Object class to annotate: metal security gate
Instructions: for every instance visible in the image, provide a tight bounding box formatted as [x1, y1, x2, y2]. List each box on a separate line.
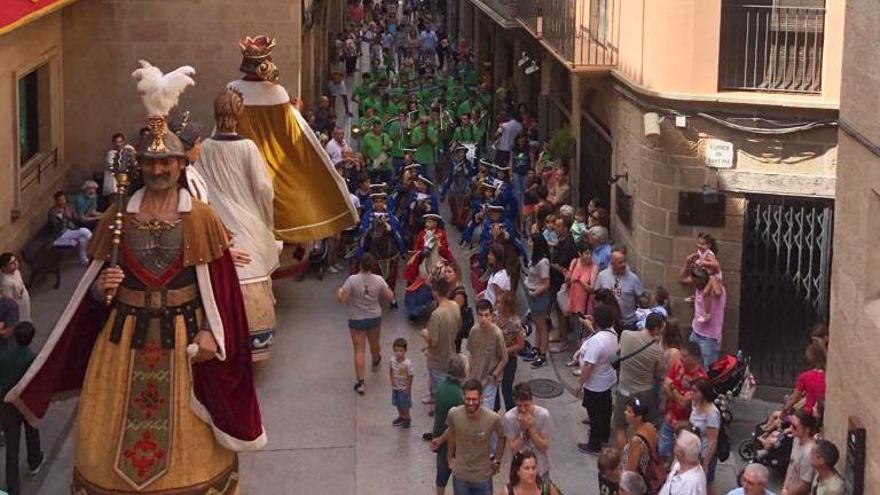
[739, 195, 833, 387]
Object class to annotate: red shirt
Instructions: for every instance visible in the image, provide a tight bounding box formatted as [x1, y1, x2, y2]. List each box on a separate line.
[795, 369, 825, 414]
[665, 361, 707, 424]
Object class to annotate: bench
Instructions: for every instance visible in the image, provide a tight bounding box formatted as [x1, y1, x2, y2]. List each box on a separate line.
[20, 225, 75, 290]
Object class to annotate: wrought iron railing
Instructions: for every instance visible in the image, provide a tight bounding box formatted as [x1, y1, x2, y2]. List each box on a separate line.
[20, 148, 58, 193]
[719, 3, 825, 94]
[515, 0, 618, 68]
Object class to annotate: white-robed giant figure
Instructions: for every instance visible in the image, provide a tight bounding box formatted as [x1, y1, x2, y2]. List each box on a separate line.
[193, 89, 281, 361]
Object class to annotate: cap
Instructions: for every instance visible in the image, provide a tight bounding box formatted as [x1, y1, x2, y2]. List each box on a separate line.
[370, 192, 388, 200]
[404, 163, 421, 171]
[479, 159, 493, 167]
[480, 181, 497, 190]
[423, 213, 442, 222]
[369, 182, 388, 191]
[488, 205, 504, 212]
[416, 175, 434, 187]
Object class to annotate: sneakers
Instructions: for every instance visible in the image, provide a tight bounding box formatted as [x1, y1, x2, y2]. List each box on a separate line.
[422, 432, 434, 441]
[353, 380, 365, 395]
[577, 442, 601, 454]
[371, 356, 382, 372]
[572, 369, 582, 377]
[421, 395, 435, 405]
[531, 356, 547, 368]
[392, 417, 410, 428]
[519, 348, 538, 362]
[390, 300, 399, 309]
[327, 265, 340, 274]
[27, 453, 45, 476]
[566, 358, 579, 367]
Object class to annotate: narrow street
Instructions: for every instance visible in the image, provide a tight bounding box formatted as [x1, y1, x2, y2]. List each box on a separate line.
[10, 202, 777, 495]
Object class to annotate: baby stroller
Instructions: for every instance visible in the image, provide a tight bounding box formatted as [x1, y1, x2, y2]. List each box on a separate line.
[706, 353, 753, 463]
[738, 415, 794, 472]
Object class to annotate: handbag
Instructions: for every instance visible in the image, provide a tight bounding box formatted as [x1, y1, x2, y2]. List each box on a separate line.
[556, 283, 570, 315]
[635, 433, 667, 494]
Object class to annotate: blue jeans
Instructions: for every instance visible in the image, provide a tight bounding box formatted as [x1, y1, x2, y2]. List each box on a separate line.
[659, 420, 676, 457]
[690, 331, 720, 368]
[429, 368, 446, 398]
[512, 173, 527, 211]
[436, 445, 452, 487]
[481, 383, 498, 411]
[452, 477, 493, 495]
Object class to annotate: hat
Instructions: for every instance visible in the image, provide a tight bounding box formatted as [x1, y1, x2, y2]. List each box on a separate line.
[416, 175, 434, 187]
[131, 60, 195, 160]
[490, 163, 511, 172]
[81, 180, 99, 191]
[402, 148, 418, 154]
[488, 205, 504, 213]
[404, 163, 421, 171]
[479, 159, 493, 167]
[423, 213, 442, 222]
[370, 192, 388, 200]
[369, 182, 388, 191]
[480, 181, 497, 190]
[170, 111, 204, 151]
[587, 225, 610, 244]
[453, 144, 468, 152]
[239, 35, 279, 82]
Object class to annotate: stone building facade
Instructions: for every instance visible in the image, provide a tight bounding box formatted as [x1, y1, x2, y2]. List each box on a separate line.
[825, 0, 880, 487]
[462, 0, 844, 389]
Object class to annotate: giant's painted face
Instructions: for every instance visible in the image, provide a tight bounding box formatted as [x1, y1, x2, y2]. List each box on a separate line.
[141, 156, 183, 192]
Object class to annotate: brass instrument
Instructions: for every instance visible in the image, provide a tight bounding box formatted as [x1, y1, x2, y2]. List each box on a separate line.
[106, 144, 137, 305]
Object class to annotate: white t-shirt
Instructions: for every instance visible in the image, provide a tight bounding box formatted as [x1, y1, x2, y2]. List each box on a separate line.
[578, 328, 618, 392]
[485, 269, 511, 306]
[659, 461, 708, 495]
[497, 119, 523, 152]
[325, 139, 345, 166]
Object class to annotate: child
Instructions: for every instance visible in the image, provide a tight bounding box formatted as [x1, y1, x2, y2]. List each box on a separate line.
[597, 447, 621, 495]
[686, 233, 723, 323]
[635, 286, 670, 330]
[0, 253, 30, 323]
[542, 213, 558, 248]
[570, 207, 588, 244]
[1, 320, 44, 495]
[389, 337, 413, 428]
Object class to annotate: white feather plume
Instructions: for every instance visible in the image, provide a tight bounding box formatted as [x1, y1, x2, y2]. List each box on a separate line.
[131, 60, 196, 117]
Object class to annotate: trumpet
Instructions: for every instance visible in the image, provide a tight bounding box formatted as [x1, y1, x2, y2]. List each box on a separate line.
[351, 124, 364, 139]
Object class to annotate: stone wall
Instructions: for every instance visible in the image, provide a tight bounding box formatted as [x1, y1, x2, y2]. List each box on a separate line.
[824, 0, 880, 487]
[607, 91, 837, 353]
[61, 0, 303, 186]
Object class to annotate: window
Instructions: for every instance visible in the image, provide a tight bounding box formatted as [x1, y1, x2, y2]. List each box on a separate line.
[17, 63, 51, 166]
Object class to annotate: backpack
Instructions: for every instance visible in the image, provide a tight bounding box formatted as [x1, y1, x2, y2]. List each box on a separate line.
[635, 434, 668, 495]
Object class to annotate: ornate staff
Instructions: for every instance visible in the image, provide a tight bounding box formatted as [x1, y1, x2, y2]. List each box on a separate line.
[105, 144, 137, 305]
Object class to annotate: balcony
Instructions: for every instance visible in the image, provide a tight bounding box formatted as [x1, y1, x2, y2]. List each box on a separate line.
[471, 0, 518, 29]
[514, 0, 618, 70]
[719, 1, 825, 94]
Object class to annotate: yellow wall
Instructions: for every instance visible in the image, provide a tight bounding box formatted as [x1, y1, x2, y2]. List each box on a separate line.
[0, 12, 68, 253]
[613, 0, 842, 107]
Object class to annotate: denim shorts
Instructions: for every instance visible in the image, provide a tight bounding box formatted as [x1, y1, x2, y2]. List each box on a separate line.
[349, 317, 381, 330]
[528, 293, 551, 315]
[689, 331, 721, 368]
[659, 420, 676, 457]
[392, 389, 412, 409]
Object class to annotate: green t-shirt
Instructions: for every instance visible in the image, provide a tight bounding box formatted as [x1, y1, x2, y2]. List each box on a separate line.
[0, 338, 35, 397]
[456, 100, 473, 118]
[361, 132, 392, 165]
[386, 120, 406, 158]
[452, 125, 478, 144]
[409, 124, 438, 165]
[432, 378, 463, 436]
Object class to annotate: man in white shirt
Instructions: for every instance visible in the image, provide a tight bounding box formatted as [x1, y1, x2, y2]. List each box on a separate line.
[325, 127, 347, 166]
[503, 382, 553, 488]
[660, 430, 707, 495]
[576, 303, 618, 454]
[494, 112, 523, 167]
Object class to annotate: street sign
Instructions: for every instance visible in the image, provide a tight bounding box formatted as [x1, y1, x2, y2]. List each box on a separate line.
[705, 139, 735, 168]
